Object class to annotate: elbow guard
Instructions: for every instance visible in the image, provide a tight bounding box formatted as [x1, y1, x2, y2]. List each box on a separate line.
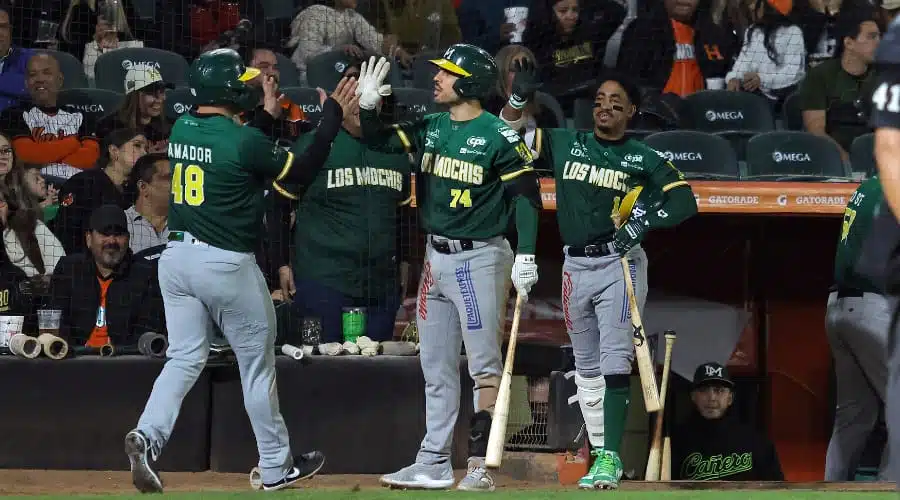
[503, 171, 542, 209]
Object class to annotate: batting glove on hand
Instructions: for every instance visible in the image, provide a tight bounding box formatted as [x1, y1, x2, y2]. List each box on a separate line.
[508, 58, 541, 110]
[511, 254, 538, 302]
[357, 55, 391, 110]
[614, 217, 649, 254]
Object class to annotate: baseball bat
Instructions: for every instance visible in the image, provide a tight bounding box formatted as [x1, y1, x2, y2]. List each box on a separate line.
[485, 294, 524, 469]
[645, 330, 676, 480]
[621, 257, 661, 413]
[661, 434, 672, 480]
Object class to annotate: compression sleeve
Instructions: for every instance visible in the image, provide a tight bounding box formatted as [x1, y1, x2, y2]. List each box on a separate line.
[514, 196, 539, 254]
[278, 97, 343, 185]
[643, 184, 698, 229]
[359, 108, 426, 154]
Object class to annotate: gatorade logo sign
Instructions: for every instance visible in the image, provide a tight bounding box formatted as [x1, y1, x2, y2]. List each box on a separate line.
[707, 195, 759, 205]
[705, 110, 744, 121]
[795, 196, 846, 205]
[772, 151, 812, 162]
[663, 151, 703, 161]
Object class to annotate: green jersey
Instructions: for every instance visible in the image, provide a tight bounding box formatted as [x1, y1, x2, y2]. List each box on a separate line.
[531, 128, 690, 247]
[834, 176, 883, 292]
[167, 113, 293, 253]
[361, 110, 535, 240]
[288, 130, 412, 299]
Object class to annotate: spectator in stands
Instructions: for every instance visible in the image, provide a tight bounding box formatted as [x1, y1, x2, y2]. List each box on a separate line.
[0, 231, 30, 315]
[124, 153, 169, 255]
[54, 128, 146, 254]
[0, 52, 100, 180]
[522, 0, 612, 115]
[59, 0, 140, 63]
[0, 181, 64, 280]
[0, 2, 32, 113]
[287, 0, 412, 84]
[799, 8, 879, 162]
[96, 65, 172, 153]
[879, 0, 900, 24]
[159, 0, 268, 61]
[0, 131, 14, 183]
[456, 0, 532, 56]
[48, 204, 164, 348]
[790, 0, 870, 68]
[671, 362, 785, 481]
[618, 0, 739, 95]
[725, 0, 806, 108]
[81, 4, 144, 85]
[12, 163, 60, 224]
[376, 0, 462, 54]
[237, 42, 312, 145]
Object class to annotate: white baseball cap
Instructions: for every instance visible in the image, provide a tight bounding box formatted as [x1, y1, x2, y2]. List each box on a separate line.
[124, 65, 173, 94]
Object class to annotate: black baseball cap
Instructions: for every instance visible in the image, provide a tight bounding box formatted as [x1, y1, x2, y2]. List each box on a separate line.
[692, 362, 734, 389]
[89, 205, 128, 235]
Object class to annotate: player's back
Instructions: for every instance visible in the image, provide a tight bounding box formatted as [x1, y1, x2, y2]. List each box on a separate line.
[835, 176, 883, 292]
[166, 112, 269, 254]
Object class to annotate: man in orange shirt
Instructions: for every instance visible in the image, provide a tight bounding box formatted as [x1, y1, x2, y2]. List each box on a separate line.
[48, 205, 165, 349]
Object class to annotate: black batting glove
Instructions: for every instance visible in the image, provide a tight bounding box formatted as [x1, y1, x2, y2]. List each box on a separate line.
[508, 58, 541, 110]
[614, 216, 649, 255]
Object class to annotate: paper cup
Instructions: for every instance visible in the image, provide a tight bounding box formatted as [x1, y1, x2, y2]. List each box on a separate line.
[504, 7, 529, 43]
[37, 309, 62, 332]
[0, 316, 25, 348]
[706, 78, 725, 90]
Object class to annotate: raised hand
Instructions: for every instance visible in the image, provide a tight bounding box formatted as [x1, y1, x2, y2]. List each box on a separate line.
[329, 76, 359, 117]
[262, 74, 284, 119]
[357, 56, 391, 110]
[509, 58, 541, 109]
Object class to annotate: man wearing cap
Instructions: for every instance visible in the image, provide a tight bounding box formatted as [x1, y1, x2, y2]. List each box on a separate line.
[670, 362, 784, 481]
[97, 64, 174, 153]
[0, 51, 99, 180]
[47, 204, 165, 349]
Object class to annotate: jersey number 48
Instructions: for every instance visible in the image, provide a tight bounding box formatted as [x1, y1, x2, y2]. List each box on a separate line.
[172, 163, 206, 206]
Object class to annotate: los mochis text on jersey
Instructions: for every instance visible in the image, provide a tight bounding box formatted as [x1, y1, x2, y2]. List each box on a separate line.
[562, 161, 631, 192]
[420, 152, 485, 185]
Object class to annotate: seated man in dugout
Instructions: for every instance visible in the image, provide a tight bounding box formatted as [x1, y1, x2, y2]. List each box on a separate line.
[670, 362, 784, 481]
[47, 205, 165, 351]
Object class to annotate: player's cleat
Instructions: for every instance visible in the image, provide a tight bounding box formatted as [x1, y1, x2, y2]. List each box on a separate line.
[578, 449, 623, 490]
[262, 451, 326, 491]
[380, 461, 455, 489]
[124, 429, 163, 494]
[456, 457, 495, 491]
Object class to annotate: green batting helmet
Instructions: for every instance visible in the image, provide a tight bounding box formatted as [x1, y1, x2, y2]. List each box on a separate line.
[429, 44, 497, 100]
[188, 48, 261, 111]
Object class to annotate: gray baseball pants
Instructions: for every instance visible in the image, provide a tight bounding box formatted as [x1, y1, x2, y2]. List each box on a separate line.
[414, 235, 513, 465]
[136, 238, 294, 484]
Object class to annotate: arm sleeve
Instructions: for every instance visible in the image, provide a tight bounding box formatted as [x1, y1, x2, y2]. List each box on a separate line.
[360, 108, 427, 154]
[496, 129, 541, 254]
[245, 108, 278, 139]
[870, 66, 900, 129]
[641, 156, 698, 229]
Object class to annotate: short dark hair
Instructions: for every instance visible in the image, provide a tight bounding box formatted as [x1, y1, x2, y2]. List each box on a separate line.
[127, 152, 168, 202]
[834, 7, 879, 58]
[239, 41, 279, 68]
[595, 72, 642, 110]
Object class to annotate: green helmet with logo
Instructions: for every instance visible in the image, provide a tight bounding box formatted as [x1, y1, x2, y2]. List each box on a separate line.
[429, 44, 497, 100]
[188, 48, 260, 110]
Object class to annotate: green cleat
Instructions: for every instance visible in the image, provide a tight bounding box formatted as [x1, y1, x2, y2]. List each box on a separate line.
[578, 449, 623, 490]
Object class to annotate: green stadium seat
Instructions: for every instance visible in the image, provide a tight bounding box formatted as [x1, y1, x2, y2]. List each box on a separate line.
[41, 50, 88, 89]
[94, 48, 189, 93]
[782, 92, 804, 131]
[850, 132, 876, 177]
[745, 131, 851, 180]
[164, 87, 196, 121]
[681, 90, 776, 132]
[57, 88, 123, 122]
[275, 52, 300, 88]
[281, 87, 324, 123]
[306, 50, 357, 91]
[644, 130, 741, 179]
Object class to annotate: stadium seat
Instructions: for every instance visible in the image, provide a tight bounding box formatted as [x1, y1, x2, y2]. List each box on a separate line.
[391, 88, 439, 120]
[644, 130, 741, 179]
[164, 87, 196, 121]
[850, 132, 876, 177]
[281, 87, 324, 123]
[745, 130, 851, 180]
[411, 50, 443, 91]
[94, 48, 189, 93]
[681, 90, 775, 132]
[535, 92, 566, 129]
[57, 88, 124, 122]
[275, 52, 300, 87]
[42, 50, 88, 89]
[782, 92, 804, 131]
[306, 50, 356, 91]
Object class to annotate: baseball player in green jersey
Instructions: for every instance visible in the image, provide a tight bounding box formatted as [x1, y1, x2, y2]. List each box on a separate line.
[825, 176, 893, 480]
[124, 48, 358, 493]
[355, 47, 542, 491]
[502, 74, 698, 489]
[272, 93, 412, 349]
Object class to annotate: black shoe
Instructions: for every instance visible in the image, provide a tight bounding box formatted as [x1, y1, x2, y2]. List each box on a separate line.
[262, 451, 325, 491]
[125, 430, 163, 494]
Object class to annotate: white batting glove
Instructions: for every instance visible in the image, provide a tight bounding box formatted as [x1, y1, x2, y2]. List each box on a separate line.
[357, 55, 391, 110]
[511, 254, 538, 302]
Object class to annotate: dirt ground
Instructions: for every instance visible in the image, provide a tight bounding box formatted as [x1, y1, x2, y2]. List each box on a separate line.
[0, 470, 895, 496]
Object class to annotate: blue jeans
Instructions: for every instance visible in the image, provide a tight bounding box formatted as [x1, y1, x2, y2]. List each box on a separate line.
[292, 278, 401, 343]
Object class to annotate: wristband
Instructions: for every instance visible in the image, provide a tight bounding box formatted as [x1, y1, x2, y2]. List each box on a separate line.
[508, 93, 528, 110]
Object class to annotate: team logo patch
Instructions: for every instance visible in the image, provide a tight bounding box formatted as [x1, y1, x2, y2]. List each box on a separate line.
[61, 193, 74, 207]
[455, 262, 482, 331]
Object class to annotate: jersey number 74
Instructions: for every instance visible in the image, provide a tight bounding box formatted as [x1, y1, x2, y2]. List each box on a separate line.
[172, 162, 206, 206]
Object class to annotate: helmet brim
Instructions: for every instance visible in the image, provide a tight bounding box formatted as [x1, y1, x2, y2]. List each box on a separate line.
[429, 58, 471, 77]
[238, 67, 262, 82]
